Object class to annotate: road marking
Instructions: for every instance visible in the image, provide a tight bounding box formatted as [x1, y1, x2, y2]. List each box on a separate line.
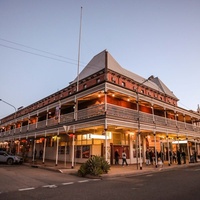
[194, 169, 200, 171]
[42, 185, 57, 188]
[91, 179, 101, 181]
[62, 182, 74, 185]
[18, 187, 35, 191]
[78, 180, 89, 183]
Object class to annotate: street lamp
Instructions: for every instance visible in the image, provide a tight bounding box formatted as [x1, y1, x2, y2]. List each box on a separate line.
[0, 99, 17, 153]
[136, 75, 154, 170]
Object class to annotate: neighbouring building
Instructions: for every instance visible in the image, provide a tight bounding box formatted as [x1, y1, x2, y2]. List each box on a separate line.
[1, 50, 200, 167]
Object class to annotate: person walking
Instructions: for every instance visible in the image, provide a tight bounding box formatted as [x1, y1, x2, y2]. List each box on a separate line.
[114, 149, 120, 165]
[122, 150, 128, 166]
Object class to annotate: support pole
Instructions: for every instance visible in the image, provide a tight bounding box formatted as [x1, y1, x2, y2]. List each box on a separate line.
[167, 135, 171, 166]
[154, 132, 157, 168]
[43, 138, 46, 164]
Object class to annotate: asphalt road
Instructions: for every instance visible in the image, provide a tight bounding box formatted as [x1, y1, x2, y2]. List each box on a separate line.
[1, 164, 200, 200]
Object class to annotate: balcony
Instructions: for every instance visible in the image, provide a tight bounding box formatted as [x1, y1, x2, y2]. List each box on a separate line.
[0, 103, 199, 138]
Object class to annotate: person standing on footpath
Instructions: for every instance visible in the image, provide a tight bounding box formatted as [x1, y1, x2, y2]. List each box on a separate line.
[114, 149, 120, 165]
[177, 149, 181, 165]
[146, 149, 150, 165]
[122, 150, 128, 166]
[182, 151, 186, 164]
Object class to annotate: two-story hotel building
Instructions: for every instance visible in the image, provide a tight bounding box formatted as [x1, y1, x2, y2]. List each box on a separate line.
[1, 50, 200, 167]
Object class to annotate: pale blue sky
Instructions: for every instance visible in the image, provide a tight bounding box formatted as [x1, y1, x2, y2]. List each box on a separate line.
[0, 0, 200, 118]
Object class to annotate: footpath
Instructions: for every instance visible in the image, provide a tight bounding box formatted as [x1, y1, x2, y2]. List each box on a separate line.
[23, 159, 200, 179]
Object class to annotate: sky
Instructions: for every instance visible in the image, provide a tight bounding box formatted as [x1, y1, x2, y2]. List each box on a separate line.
[0, 0, 200, 119]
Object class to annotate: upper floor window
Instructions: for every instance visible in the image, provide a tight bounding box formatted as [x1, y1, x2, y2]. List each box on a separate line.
[111, 77, 116, 83]
[122, 81, 125, 87]
[83, 84, 87, 89]
[96, 78, 100, 83]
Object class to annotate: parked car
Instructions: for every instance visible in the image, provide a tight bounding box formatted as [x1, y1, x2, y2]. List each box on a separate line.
[0, 151, 23, 165]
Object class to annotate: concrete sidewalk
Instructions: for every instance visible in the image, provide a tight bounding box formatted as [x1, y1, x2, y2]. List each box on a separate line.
[23, 159, 200, 179]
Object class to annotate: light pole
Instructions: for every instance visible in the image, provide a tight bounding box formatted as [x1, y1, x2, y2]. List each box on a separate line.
[0, 99, 17, 153]
[136, 75, 154, 170]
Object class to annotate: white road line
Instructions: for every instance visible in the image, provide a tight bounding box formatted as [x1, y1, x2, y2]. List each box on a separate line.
[62, 182, 74, 185]
[78, 180, 89, 183]
[42, 185, 57, 188]
[18, 187, 35, 191]
[91, 179, 101, 181]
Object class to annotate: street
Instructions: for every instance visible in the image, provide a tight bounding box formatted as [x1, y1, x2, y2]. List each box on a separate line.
[1, 164, 200, 200]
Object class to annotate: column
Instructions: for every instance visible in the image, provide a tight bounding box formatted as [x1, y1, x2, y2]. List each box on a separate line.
[55, 129, 59, 166]
[154, 131, 157, 168]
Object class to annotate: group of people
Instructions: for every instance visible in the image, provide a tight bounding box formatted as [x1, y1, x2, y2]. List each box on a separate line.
[146, 149, 188, 166]
[114, 148, 198, 167]
[114, 149, 128, 166]
[145, 149, 160, 165]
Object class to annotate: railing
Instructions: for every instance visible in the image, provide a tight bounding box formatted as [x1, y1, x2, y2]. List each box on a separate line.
[0, 103, 199, 138]
[107, 104, 137, 120]
[78, 104, 105, 120]
[60, 112, 75, 123]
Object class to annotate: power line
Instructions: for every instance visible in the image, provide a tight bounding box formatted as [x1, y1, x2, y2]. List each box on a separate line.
[0, 43, 78, 65]
[0, 38, 101, 71]
[0, 37, 77, 62]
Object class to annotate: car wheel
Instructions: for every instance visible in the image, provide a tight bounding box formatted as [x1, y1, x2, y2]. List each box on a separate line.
[7, 158, 14, 165]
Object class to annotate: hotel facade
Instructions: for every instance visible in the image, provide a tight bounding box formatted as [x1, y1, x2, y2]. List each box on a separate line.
[1, 50, 200, 167]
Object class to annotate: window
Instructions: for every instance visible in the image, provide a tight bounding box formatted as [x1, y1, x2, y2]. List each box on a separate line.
[111, 77, 116, 83]
[82, 145, 90, 158]
[96, 78, 100, 83]
[122, 81, 125, 87]
[83, 84, 87, 89]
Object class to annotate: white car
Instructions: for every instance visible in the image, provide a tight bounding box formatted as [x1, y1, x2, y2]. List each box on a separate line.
[0, 151, 23, 165]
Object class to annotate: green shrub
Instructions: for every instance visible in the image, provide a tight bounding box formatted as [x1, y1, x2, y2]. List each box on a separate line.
[78, 155, 110, 177]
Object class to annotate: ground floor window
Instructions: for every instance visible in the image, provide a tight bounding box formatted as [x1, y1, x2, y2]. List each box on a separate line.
[75, 145, 90, 158]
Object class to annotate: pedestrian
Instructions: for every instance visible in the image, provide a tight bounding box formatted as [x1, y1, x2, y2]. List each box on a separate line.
[169, 150, 172, 164]
[194, 151, 197, 163]
[149, 149, 153, 165]
[173, 151, 176, 163]
[122, 150, 128, 166]
[114, 149, 120, 165]
[39, 149, 43, 159]
[34, 149, 37, 159]
[177, 149, 181, 165]
[146, 149, 150, 165]
[182, 151, 186, 164]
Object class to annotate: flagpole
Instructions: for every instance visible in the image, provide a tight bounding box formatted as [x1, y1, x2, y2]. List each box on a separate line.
[77, 6, 83, 93]
[72, 7, 83, 169]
